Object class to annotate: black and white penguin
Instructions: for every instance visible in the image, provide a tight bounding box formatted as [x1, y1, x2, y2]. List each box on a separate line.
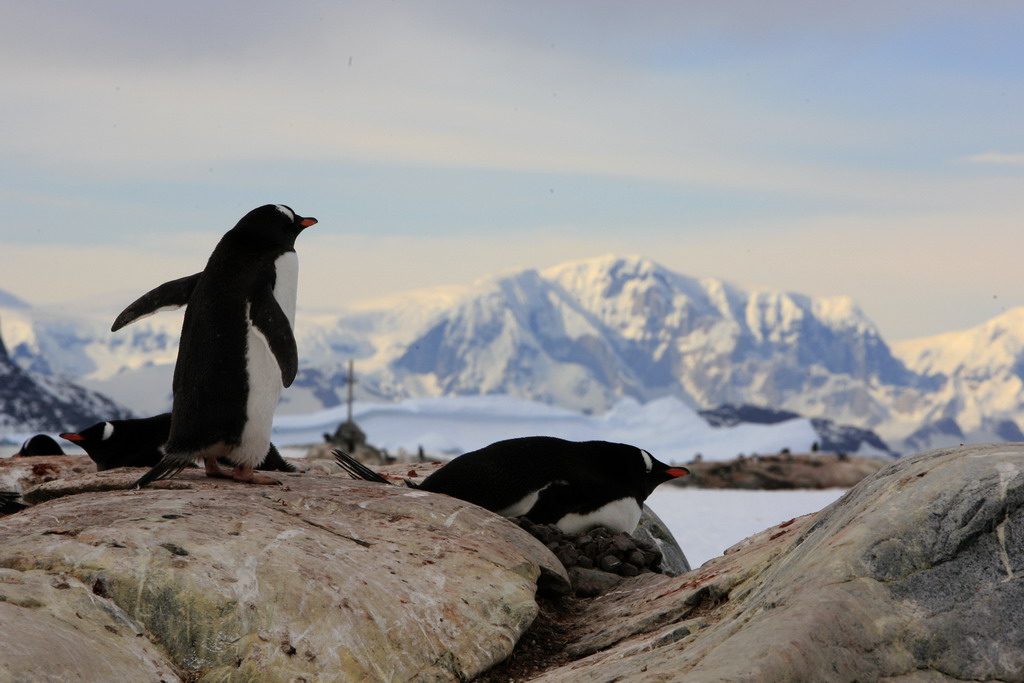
[13, 434, 65, 457]
[59, 414, 296, 473]
[334, 436, 689, 534]
[0, 491, 28, 516]
[110, 204, 316, 487]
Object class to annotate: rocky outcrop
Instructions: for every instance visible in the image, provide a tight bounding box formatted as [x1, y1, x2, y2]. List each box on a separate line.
[5, 444, 1024, 681]
[0, 454, 96, 493]
[0, 469, 568, 682]
[532, 443, 1024, 681]
[677, 452, 886, 489]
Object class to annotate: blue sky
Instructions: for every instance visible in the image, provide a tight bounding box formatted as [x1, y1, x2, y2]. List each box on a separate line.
[2, 1, 1022, 340]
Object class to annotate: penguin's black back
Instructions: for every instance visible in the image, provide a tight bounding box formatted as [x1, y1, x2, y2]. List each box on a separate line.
[418, 436, 652, 518]
[168, 206, 299, 453]
[15, 434, 65, 457]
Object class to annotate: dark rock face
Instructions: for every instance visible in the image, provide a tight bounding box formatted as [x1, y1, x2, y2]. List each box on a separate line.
[698, 403, 802, 427]
[699, 402, 896, 456]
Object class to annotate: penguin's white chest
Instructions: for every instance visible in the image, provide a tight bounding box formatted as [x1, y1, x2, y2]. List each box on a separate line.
[237, 252, 299, 466]
[555, 497, 643, 535]
[272, 251, 299, 326]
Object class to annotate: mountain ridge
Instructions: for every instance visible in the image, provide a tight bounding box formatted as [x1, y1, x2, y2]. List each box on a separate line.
[3, 257, 1024, 452]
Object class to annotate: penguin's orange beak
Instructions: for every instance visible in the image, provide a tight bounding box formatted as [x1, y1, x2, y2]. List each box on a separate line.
[666, 467, 689, 478]
[60, 433, 84, 442]
[299, 217, 317, 228]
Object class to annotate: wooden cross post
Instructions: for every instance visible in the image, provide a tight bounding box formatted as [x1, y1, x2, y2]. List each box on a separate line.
[345, 359, 357, 424]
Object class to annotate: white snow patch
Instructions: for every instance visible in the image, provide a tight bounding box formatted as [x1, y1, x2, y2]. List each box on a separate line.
[272, 394, 820, 462]
[648, 486, 848, 568]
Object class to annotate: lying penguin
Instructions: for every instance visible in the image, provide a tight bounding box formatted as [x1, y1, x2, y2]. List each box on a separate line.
[0, 491, 28, 516]
[334, 436, 688, 534]
[13, 434, 65, 457]
[60, 414, 296, 474]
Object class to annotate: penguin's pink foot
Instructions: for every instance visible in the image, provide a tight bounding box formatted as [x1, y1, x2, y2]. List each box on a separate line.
[204, 458, 234, 480]
[229, 465, 281, 486]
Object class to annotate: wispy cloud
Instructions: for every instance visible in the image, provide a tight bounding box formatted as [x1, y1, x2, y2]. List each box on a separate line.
[962, 152, 1024, 166]
[3, 1, 1024, 343]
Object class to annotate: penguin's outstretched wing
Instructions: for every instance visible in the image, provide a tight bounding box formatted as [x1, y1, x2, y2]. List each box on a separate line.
[111, 273, 202, 331]
[250, 285, 298, 387]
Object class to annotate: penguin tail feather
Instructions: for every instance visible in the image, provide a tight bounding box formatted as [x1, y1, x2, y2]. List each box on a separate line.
[132, 455, 194, 489]
[258, 444, 298, 473]
[332, 449, 392, 485]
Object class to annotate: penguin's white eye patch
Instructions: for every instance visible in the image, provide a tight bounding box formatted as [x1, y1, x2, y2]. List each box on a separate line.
[101, 422, 115, 441]
[275, 205, 295, 221]
[640, 449, 653, 473]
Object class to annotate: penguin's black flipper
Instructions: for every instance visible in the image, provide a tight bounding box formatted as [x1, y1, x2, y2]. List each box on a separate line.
[132, 454, 195, 489]
[0, 491, 29, 516]
[257, 443, 297, 472]
[333, 449, 394, 485]
[520, 482, 586, 526]
[111, 273, 202, 331]
[250, 285, 299, 387]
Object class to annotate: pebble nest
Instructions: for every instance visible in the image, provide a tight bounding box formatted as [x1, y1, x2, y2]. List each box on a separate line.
[512, 517, 665, 577]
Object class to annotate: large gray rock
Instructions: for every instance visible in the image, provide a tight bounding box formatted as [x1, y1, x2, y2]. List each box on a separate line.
[634, 504, 689, 574]
[0, 469, 568, 681]
[0, 567, 184, 682]
[533, 443, 1024, 681]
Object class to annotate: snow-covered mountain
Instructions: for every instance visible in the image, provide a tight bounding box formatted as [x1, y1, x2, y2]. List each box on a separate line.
[291, 255, 923, 426]
[890, 308, 1024, 451]
[0, 312, 133, 436]
[3, 255, 1023, 452]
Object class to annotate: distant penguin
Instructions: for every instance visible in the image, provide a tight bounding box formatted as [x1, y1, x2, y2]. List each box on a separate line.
[60, 414, 297, 473]
[13, 434, 65, 457]
[334, 436, 689, 534]
[110, 204, 316, 487]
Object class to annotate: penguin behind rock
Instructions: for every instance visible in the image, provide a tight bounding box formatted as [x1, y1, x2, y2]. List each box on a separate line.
[111, 204, 316, 487]
[59, 414, 296, 473]
[13, 434, 65, 457]
[334, 436, 689, 534]
[0, 491, 28, 516]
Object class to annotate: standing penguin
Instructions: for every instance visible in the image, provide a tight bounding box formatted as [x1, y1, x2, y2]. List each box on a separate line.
[335, 436, 689, 534]
[111, 205, 316, 487]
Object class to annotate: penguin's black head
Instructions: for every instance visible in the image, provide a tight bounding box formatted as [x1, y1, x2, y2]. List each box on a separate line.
[60, 421, 114, 450]
[61, 421, 117, 467]
[637, 447, 689, 499]
[232, 204, 317, 250]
